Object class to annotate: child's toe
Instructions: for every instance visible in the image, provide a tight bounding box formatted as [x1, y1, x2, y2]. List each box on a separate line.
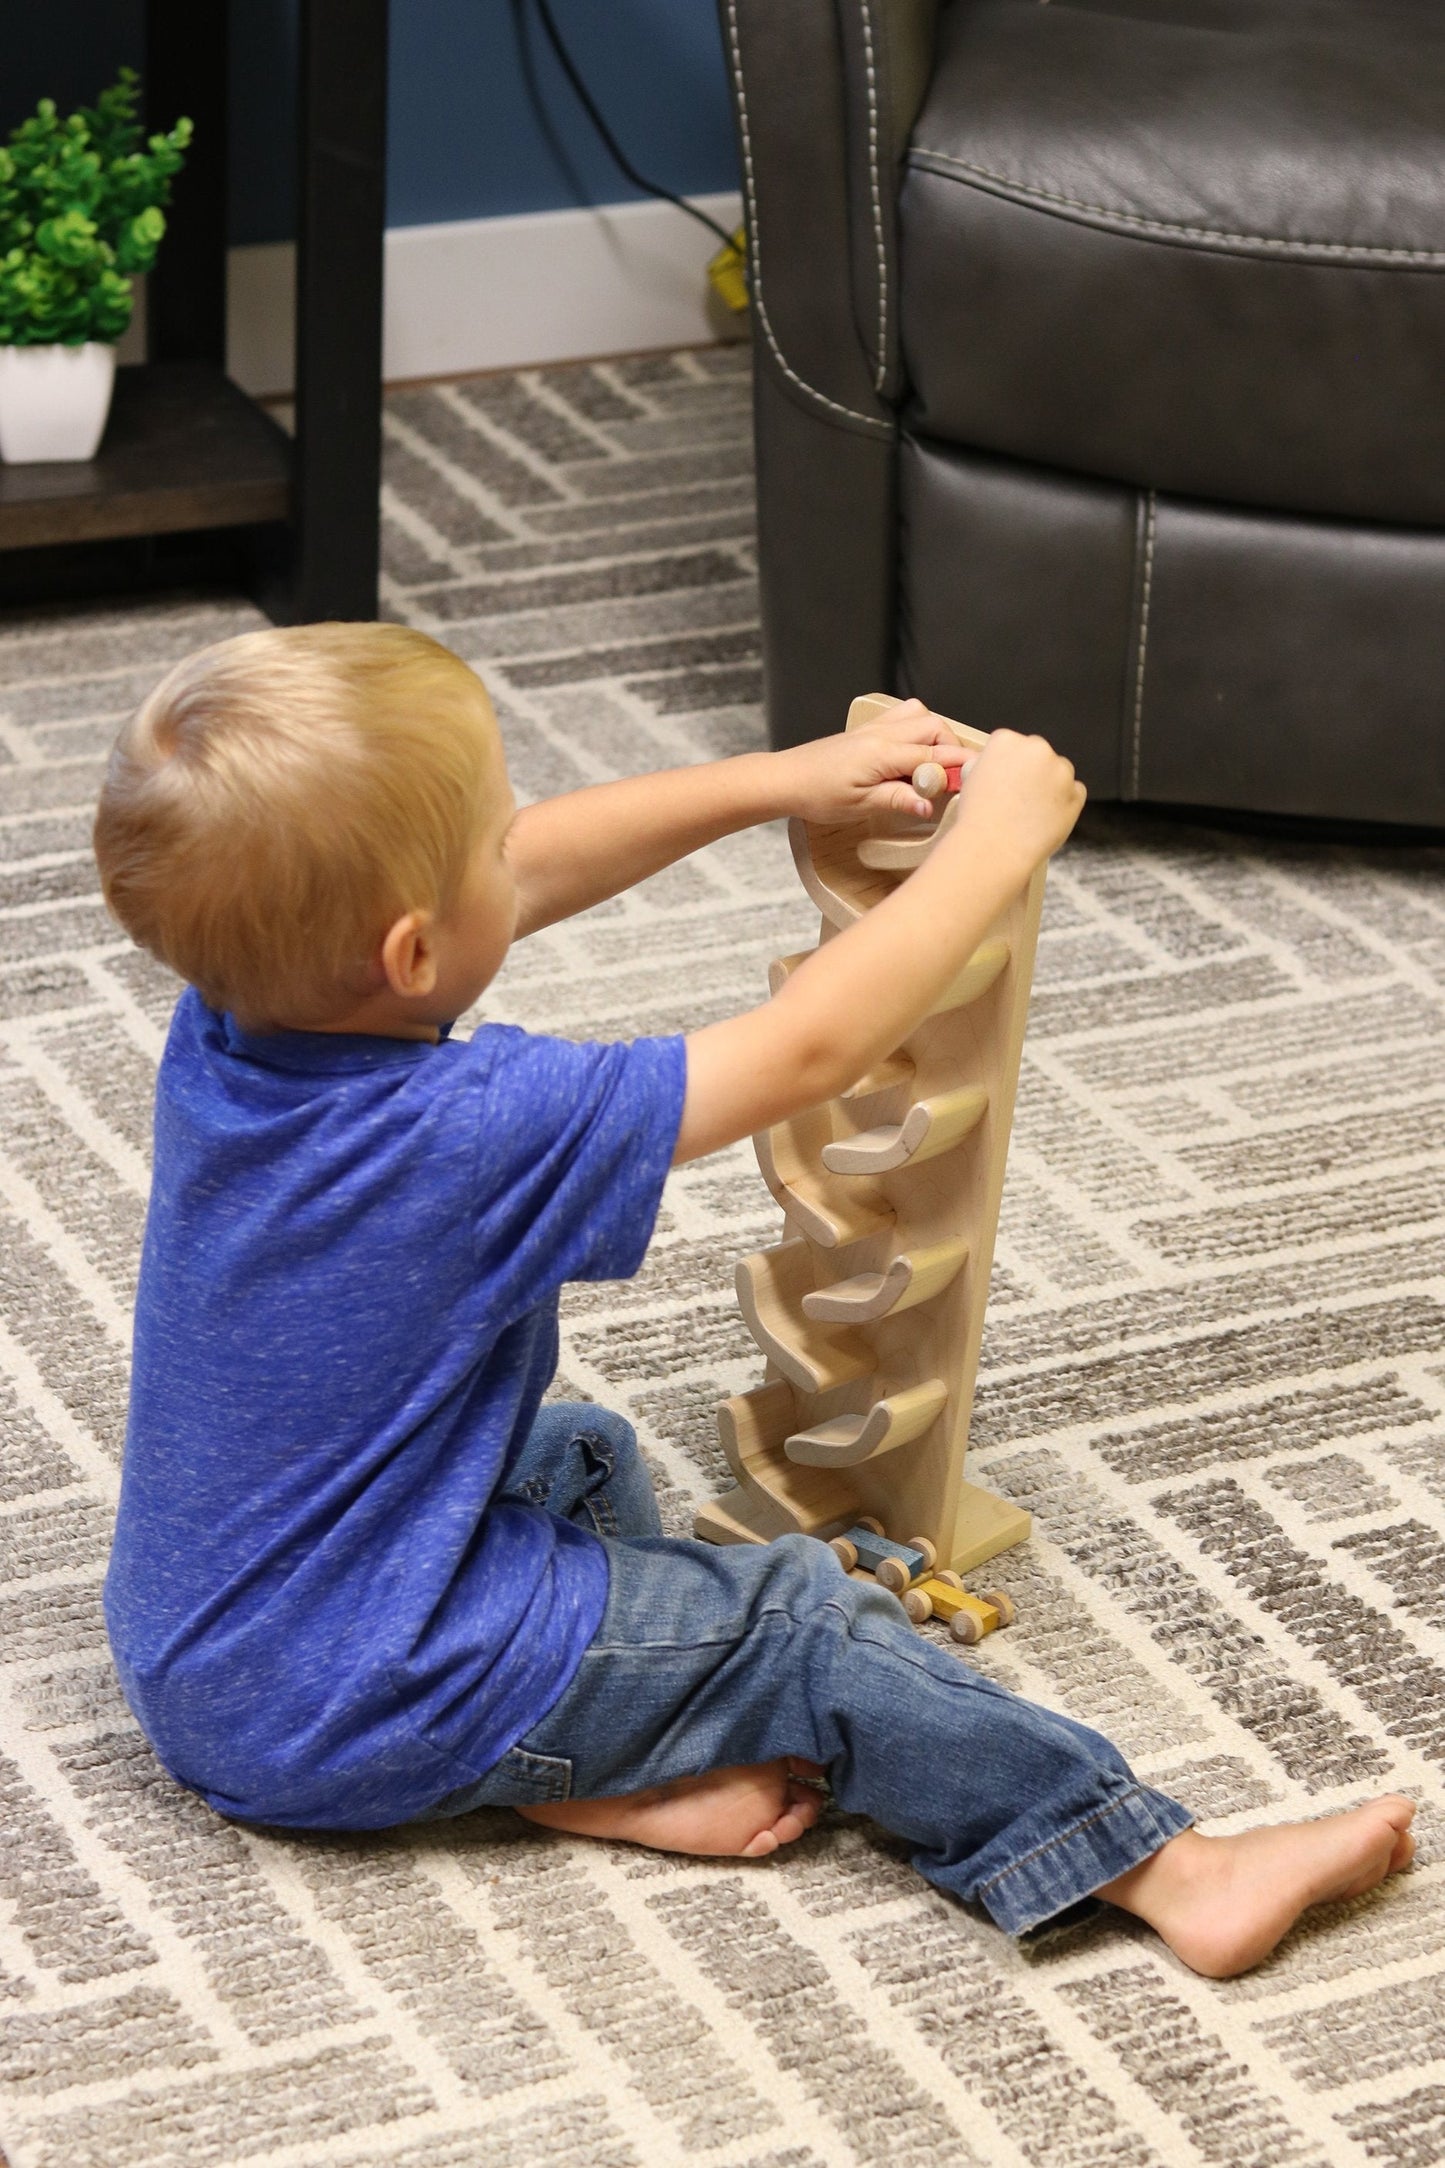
[787, 1784, 824, 1831]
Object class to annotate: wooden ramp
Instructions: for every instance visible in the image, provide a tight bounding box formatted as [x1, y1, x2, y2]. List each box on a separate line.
[695, 693, 1043, 1576]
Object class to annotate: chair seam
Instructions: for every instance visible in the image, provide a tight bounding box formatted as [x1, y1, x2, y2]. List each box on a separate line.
[1130, 490, 1157, 800]
[909, 146, 1445, 266]
[859, 0, 889, 393]
[723, 0, 893, 437]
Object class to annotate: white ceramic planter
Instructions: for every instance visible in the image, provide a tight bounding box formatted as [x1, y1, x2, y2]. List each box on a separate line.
[0, 342, 117, 463]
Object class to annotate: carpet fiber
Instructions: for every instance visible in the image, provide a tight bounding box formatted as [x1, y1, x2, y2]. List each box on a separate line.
[3, 346, 1445, 2168]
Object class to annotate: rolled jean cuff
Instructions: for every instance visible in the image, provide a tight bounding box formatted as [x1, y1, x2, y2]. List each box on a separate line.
[974, 1782, 1195, 1937]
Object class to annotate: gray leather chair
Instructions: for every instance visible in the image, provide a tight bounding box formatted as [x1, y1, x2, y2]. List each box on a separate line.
[722, 0, 1445, 824]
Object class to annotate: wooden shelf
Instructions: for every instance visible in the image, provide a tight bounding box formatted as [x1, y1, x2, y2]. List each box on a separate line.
[0, 364, 291, 552]
[0, 0, 384, 617]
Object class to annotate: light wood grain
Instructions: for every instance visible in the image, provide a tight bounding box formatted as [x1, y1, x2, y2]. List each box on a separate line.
[735, 1239, 874, 1393]
[784, 1378, 949, 1468]
[698, 692, 1042, 1574]
[821, 1084, 988, 1175]
[800, 1237, 969, 1323]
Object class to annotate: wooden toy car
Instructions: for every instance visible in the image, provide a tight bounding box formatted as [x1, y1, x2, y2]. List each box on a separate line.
[826, 1513, 884, 1573]
[829, 1520, 937, 1590]
[822, 1520, 1020, 1642]
[902, 1573, 1016, 1645]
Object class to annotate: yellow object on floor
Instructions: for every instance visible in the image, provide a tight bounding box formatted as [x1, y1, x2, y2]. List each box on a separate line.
[708, 226, 749, 313]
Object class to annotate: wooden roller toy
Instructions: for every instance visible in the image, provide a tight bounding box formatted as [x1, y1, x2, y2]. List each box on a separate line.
[696, 693, 1045, 1602]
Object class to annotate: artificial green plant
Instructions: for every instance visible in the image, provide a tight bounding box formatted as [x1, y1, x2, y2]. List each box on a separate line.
[0, 70, 191, 347]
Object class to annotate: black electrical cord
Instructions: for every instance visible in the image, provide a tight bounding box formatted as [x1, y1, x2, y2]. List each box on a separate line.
[528, 0, 738, 252]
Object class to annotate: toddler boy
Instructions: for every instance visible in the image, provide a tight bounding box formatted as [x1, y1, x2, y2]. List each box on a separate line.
[94, 623, 1413, 1978]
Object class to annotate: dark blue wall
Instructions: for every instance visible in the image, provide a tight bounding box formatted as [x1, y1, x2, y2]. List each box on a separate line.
[3, 0, 738, 247]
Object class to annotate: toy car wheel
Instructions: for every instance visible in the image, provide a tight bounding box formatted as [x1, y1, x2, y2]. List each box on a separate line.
[902, 1587, 933, 1624]
[904, 1536, 938, 1572]
[949, 1609, 984, 1646]
[875, 1556, 911, 1594]
[856, 1515, 885, 1536]
[830, 1537, 859, 1572]
[934, 1569, 966, 1592]
[983, 1588, 1016, 1627]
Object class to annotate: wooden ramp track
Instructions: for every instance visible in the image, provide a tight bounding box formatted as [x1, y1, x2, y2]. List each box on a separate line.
[800, 1237, 969, 1324]
[789, 818, 896, 930]
[856, 795, 960, 872]
[822, 1084, 988, 1175]
[735, 1240, 873, 1394]
[784, 1379, 949, 1468]
[692, 1380, 861, 1546]
[753, 1115, 893, 1250]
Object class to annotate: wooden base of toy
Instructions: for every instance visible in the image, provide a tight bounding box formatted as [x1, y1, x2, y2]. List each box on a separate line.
[939, 1483, 1032, 1575]
[694, 1475, 1029, 1575]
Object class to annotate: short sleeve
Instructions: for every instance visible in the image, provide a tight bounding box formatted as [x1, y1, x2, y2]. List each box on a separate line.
[458, 1027, 687, 1313]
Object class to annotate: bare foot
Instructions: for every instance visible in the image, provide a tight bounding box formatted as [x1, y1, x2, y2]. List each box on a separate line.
[1099, 1795, 1416, 1978]
[516, 1758, 828, 1860]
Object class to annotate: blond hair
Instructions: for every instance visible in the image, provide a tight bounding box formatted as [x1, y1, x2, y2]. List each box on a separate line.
[93, 623, 498, 1026]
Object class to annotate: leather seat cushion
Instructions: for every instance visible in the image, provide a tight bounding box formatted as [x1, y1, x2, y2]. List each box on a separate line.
[898, 428, 1445, 823]
[900, 0, 1445, 524]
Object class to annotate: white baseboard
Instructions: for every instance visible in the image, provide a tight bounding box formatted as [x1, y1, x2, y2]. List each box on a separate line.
[212, 191, 743, 398]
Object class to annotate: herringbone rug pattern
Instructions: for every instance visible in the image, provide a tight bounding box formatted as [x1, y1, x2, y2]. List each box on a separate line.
[2, 345, 1445, 2167]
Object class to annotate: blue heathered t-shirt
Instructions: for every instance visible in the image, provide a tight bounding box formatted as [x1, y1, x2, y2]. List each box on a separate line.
[104, 988, 686, 1828]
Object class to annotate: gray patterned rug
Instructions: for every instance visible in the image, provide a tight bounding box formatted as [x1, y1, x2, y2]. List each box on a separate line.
[3, 345, 1445, 2168]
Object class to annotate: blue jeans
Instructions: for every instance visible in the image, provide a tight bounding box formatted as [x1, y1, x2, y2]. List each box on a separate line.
[431, 1403, 1192, 1936]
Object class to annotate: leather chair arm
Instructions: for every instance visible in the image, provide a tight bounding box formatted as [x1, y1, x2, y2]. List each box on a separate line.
[721, 0, 939, 430]
[720, 0, 940, 746]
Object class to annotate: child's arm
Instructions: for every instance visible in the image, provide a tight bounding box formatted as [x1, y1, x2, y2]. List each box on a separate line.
[506, 701, 964, 937]
[673, 729, 1083, 1163]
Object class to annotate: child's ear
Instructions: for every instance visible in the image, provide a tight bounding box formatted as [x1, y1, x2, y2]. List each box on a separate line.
[379, 910, 438, 999]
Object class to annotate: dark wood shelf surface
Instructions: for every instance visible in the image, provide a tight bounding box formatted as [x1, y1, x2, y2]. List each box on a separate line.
[0, 363, 291, 552]
[0, 0, 384, 616]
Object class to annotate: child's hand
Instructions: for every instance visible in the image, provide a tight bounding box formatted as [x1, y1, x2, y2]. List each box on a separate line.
[947, 728, 1086, 873]
[774, 699, 979, 825]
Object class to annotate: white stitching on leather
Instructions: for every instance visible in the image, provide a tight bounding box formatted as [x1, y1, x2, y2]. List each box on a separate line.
[1130, 491, 1157, 799]
[724, 0, 892, 436]
[911, 147, 1445, 265]
[859, 1, 889, 393]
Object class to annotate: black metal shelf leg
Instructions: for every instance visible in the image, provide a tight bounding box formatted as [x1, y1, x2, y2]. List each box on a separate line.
[288, 0, 389, 622]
